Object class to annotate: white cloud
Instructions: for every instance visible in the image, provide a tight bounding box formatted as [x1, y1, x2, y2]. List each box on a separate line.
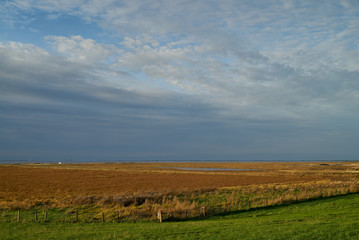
[11, 0, 86, 12]
[45, 35, 121, 64]
[1, 41, 49, 58]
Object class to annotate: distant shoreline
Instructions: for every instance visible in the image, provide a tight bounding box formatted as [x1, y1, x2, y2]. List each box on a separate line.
[0, 159, 358, 164]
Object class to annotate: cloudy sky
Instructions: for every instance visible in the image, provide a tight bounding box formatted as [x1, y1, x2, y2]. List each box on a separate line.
[1, 0, 359, 162]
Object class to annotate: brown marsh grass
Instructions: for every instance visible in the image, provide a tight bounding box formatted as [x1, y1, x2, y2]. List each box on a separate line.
[1, 161, 358, 218]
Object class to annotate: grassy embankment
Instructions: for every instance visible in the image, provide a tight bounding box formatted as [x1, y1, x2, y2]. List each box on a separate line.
[1, 193, 358, 239]
[1, 180, 357, 222]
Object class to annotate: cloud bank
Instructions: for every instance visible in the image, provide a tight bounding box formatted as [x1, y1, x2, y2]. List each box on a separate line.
[1, 0, 359, 161]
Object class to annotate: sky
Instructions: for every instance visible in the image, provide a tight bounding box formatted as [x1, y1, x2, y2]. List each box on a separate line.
[1, 0, 359, 162]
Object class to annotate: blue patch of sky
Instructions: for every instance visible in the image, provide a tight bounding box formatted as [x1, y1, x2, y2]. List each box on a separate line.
[0, 9, 109, 48]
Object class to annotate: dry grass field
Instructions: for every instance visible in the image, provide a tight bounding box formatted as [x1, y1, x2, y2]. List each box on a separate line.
[1, 162, 358, 213]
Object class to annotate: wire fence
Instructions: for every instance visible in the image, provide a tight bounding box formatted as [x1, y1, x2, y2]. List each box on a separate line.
[1, 188, 358, 224]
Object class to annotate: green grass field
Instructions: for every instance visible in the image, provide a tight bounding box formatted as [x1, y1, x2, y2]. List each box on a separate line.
[1, 193, 358, 240]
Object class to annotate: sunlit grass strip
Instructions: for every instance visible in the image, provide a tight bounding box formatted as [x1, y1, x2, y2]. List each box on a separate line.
[0, 194, 358, 240]
[1, 180, 358, 222]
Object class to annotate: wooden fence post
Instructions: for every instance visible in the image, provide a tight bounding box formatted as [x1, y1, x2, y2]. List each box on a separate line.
[45, 211, 48, 221]
[202, 207, 206, 218]
[185, 209, 188, 218]
[157, 210, 162, 223]
[17, 210, 20, 222]
[102, 212, 105, 223]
